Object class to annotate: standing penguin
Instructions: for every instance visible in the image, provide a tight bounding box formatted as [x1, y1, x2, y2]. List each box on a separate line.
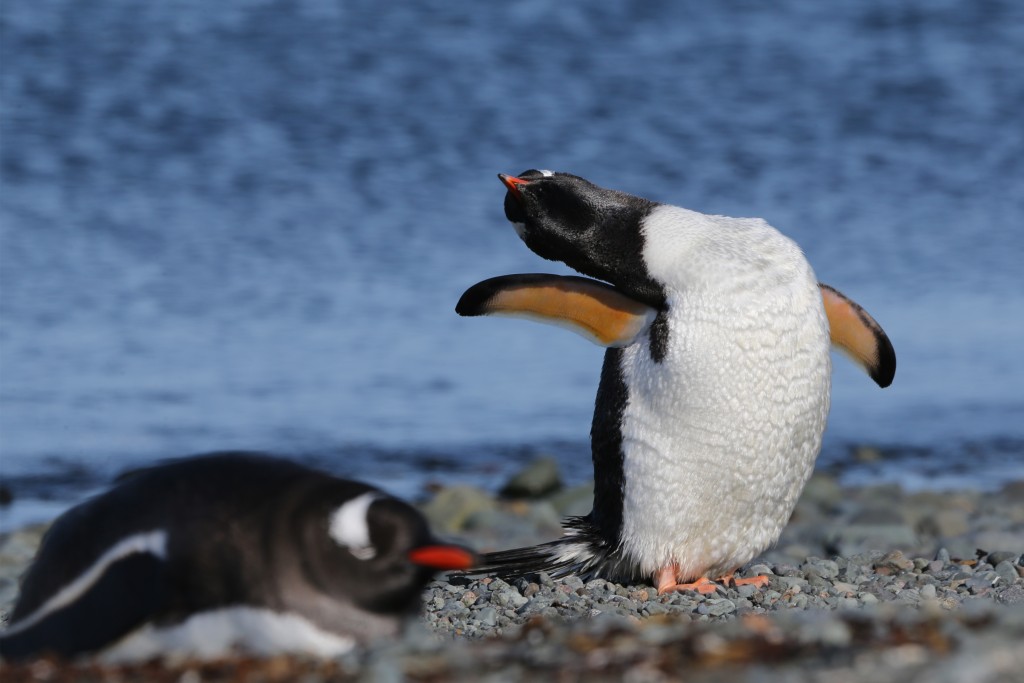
[457, 170, 895, 594]
[0, 452, 476, 662]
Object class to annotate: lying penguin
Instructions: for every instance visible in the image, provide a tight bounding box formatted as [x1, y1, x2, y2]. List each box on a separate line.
[458, 170, 895, 594]
[0, 452, 476, 662]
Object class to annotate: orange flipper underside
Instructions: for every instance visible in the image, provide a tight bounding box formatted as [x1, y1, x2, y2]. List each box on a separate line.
[820, 283, 896, 388]
[457, 274, 657, 347]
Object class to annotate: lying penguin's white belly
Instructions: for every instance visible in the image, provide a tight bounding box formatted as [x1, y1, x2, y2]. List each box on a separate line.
[617, 276, 831, 580]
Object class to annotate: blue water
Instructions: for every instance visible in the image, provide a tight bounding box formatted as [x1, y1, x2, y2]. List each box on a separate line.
[2, 1, 1023, 529]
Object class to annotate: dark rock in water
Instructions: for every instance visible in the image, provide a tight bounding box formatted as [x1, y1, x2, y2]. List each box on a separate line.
[499, 457, 563, 499]
[0, 485, 11, 506]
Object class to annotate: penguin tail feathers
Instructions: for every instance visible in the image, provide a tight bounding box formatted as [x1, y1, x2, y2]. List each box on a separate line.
[459, 517, 642, 585]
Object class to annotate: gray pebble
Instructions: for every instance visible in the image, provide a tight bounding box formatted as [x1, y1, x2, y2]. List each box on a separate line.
[995, 560, 1020, 586]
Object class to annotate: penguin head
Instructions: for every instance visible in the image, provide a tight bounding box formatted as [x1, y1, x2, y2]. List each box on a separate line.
[303, 489, 476, 615]
[499, 170, 665, 307]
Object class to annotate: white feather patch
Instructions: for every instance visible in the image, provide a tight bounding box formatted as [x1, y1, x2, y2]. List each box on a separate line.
[3, 530, 168, 637]
[328, 492, 378, 559]
[100, 606, 356, 663]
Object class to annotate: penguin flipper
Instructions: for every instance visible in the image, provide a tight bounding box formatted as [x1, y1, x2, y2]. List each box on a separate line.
[0, 536, 167, 661]
[456, 274, 657, 347]
[820, 284, 896, 388]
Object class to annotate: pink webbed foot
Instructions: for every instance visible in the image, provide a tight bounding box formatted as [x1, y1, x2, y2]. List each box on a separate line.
[654, 566, 771, 595]
[655, 565, 721, 595]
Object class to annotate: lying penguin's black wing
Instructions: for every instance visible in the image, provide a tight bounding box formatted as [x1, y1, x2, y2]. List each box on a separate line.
[819, 284, 896, 388]
[457, 274, 657, 347]
[0, 531, 167, 662]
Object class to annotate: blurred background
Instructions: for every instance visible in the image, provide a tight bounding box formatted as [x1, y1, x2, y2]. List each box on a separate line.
[2, 0, 1022, 529]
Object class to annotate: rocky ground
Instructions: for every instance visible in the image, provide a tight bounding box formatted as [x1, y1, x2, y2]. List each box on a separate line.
[1, 457, 1023, 682]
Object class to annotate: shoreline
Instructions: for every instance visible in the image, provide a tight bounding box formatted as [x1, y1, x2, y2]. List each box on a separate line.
[2, 468, 1022, 681]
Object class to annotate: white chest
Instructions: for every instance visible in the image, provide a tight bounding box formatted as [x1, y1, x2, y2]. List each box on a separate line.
[617, 280, 831, 579]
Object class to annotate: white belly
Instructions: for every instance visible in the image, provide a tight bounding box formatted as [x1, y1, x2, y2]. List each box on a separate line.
[100, 606, 356, 663]
[617, 283, 831, 580]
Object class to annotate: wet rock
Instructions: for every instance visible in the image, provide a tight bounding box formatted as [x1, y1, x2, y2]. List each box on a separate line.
[421, 485, 495, 534]
[995, 561, 1020, 586]
[917, 509, 970, 538]
[499, 457, 563, 499]
[986, 551, 1021, 566]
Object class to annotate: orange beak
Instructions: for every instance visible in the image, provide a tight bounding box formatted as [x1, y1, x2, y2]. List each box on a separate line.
[407, 544, 478, 571]
[498, 173, 530, 201]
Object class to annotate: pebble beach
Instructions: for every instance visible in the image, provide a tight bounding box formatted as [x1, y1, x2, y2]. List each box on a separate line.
[2, 458, 1022, 682]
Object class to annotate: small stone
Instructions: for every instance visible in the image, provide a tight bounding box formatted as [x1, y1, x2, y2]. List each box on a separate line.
[874, 550, 914, 574]
[705, 599, 736, 616]
[859, 592, 879, 605]
[935, 548, 951, 563]
[989, 551, 1022, 566]
[831, 582, 858, 596]
[778, 576, 808, 592]
[501, 589, 528, 609]
[628, 588, 650, 602]
[996, 560, 1020, 586]
[996, 586, 1024, 605]
[478, 607, 498, 626]
[563, 575, 585, 592]
[736, 584, 758, 599]
[645, 602, 668, 616]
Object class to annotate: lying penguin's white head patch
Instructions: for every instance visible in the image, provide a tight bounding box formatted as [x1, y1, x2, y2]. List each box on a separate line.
[328, 493, 378, 560]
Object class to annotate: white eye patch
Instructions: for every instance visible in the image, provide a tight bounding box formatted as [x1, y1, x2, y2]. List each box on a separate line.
[538, 169, 554, 177]
[328, 493, 378, 560]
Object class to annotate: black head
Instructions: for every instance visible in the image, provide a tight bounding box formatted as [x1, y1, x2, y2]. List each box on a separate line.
[299, 488, 476, 615]
[499, 170, 665, 308]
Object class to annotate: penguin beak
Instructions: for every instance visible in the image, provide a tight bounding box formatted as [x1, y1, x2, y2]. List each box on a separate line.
[498, 173, 529, 202]
[407, 544, 478, 571]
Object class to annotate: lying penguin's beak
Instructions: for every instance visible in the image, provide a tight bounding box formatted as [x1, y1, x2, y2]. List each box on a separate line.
[407, 544, 478, 571]
[498, 173, 529, 201]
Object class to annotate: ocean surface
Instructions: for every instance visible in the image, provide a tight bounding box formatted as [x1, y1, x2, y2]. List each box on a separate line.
[2, 0, 1023, 530]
